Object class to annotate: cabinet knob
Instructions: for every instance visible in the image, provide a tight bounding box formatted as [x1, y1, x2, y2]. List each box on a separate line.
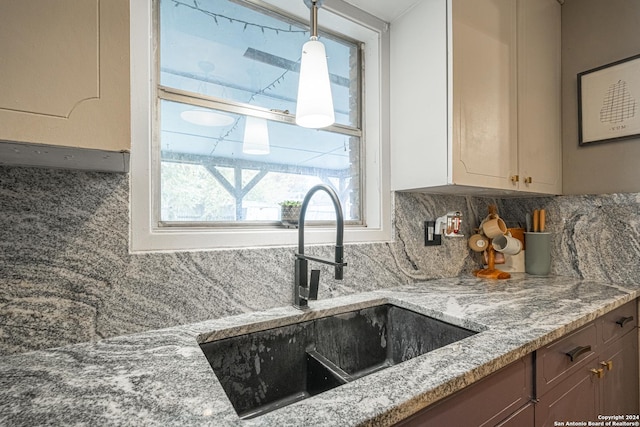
[511, 175, 520, 183]
[524, 177, 533, 184]
[590, 368, 605, 379]
[600, 360, 613, 371]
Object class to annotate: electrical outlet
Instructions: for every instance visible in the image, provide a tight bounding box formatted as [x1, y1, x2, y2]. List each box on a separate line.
[424, 221, 441, 246]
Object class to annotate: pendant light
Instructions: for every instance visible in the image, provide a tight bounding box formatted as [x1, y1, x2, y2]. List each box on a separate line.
[295, 0, 335, 129]
[181, 61, 234, 127]
[242, 116, 270, 155]
[180, 108, 235, 127]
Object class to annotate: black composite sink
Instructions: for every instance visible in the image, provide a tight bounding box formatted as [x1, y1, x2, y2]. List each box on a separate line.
[199, 304, 477, 419]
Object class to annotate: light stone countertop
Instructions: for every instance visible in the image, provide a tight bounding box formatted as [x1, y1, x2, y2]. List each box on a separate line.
[1, 274, 639, 426]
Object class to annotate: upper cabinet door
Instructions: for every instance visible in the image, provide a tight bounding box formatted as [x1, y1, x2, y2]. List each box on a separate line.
[390, 0, 562, 195]
[0, 0, 130, 153]
[517, 0, 562, 194]
[452, 0, 518, 191]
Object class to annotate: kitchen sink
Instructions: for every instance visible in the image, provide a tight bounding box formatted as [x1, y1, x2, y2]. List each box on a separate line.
[199, 304, 478, 419]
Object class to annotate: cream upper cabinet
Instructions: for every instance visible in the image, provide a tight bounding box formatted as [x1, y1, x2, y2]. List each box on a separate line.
[517, 0, 562, 194]
[452, 0, 518, 191]
[391, 0, 561, 195]
[0, 0, 130, 171]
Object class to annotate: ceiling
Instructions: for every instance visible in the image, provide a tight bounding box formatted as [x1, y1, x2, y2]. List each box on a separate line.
[341, 0, 421, 22]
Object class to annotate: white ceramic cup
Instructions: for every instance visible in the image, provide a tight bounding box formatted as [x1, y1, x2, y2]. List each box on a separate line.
[492, 234, 522, 255]
[481, 217, 507, 239]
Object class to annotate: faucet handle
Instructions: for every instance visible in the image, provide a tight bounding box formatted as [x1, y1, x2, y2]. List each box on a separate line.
[309, 270, 320, 300]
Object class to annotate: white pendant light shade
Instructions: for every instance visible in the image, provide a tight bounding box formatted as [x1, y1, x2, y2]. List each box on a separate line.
[181, 108, 235, 127]
[295, 39, 335, 129]
[243, 116, 270, 155]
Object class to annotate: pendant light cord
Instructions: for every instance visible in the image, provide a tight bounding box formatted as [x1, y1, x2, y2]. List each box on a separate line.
[309, 0, 318, 39]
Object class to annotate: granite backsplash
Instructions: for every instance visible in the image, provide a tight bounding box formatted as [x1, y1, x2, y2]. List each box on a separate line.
[1, 166, 639, 355]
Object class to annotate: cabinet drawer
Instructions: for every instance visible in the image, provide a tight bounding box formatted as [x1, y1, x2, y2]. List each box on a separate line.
[600, 300, 637, 346]
[536, 323, 597, 395]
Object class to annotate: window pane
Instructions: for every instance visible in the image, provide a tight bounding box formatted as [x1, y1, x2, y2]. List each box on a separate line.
[161, 162, 235, 221]
[159, 0, 360, 127]
[159, 100, 361, 222]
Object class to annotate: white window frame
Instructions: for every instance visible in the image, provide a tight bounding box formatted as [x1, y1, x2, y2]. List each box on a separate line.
[130, 0, 391, 252]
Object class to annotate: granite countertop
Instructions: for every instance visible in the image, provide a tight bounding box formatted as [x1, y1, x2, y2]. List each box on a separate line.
[1, 274, 639, 426]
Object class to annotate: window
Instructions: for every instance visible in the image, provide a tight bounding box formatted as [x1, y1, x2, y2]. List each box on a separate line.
[158, 0, 363, 225]
[130, 0, 391, 251]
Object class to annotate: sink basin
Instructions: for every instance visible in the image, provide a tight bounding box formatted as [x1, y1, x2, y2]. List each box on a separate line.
[199, 304, 478, 419]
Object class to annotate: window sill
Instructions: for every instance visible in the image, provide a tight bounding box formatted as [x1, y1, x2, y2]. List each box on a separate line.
[130, 214, 391, 253]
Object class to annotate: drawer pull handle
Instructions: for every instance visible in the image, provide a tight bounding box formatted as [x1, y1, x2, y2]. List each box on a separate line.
[615, 316, 634, 327]
[590, 368, 604, 379]
[566, 345, 591, 362]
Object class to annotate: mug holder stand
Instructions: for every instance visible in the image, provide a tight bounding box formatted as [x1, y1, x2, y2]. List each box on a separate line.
[473, 205, 510, 280]
[474, 243, 511, 280]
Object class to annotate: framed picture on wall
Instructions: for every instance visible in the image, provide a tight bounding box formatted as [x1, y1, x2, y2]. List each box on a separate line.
[578, 53, 640, 146]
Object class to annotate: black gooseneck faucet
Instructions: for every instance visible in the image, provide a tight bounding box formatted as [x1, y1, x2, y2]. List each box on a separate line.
[293, 184, 347, 310]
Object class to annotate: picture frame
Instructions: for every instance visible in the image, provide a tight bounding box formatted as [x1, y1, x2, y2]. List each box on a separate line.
[578, 54, 640, 146]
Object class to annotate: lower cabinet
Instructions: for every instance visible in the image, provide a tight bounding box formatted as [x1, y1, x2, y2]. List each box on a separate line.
[496, 402, 535, 427]
[600, 330, 639, 416]
[394, 299, 638, 427]
[535, 299, 639, 427]
[534, 356, 600, 427]
[394, 356, 534, 427]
